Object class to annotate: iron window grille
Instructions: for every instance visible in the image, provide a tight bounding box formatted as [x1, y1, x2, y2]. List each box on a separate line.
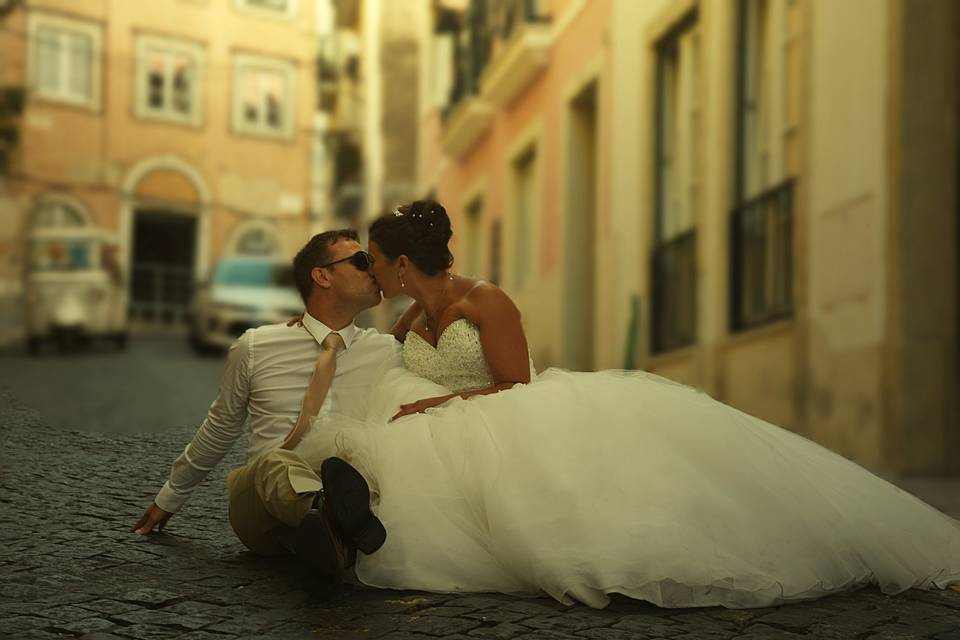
[652, 230, 697, 353]
[729, 180, 794, 330]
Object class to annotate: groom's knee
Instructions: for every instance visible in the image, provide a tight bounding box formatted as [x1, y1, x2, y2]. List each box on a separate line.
[248, 449, 321, 527]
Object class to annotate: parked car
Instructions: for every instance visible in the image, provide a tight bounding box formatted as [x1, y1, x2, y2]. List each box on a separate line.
[24, 228, 128, 354]
[188, 257, 303, 353]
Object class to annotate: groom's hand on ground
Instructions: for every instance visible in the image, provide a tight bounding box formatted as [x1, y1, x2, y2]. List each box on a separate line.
[132, 502, 173, 535]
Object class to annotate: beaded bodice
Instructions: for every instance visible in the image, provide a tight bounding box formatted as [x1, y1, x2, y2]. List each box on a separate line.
[403, 319, 495, 394]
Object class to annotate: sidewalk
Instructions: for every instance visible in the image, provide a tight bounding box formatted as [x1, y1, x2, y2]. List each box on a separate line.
[1, 387, 959, 640]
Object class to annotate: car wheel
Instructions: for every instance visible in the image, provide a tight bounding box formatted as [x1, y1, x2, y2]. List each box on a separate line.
[27, 337, 41, 355]
[55, 329, 82, 354]
[114, 332, 128, 350]
[189, 329, 209, 355]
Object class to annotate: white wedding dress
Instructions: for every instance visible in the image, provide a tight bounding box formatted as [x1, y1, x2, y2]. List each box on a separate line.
[297, 319, 960, 609]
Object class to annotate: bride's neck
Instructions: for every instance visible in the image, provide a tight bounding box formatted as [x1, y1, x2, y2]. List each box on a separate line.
[409, 272, 454, 320]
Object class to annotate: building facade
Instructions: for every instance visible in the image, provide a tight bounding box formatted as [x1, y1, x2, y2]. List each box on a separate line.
[0, 0, 320, 321]
[314, 0, 422, 327]
[417, 0, 959, 473]
[316, 0, 420, 232]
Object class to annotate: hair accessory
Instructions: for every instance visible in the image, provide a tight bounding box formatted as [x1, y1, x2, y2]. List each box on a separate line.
[393, 209, 403, 217]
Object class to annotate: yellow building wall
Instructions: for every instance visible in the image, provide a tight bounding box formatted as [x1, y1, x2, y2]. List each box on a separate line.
[5, 0, 317, 285]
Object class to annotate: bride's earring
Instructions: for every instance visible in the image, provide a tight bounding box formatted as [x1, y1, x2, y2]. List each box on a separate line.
[399, 273, 405, 288]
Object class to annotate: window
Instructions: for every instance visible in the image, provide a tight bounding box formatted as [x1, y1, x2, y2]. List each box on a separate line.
[32, 199, 87, 228]
[430, 33, 455, 112]
[234, 227, 280, 257]
[27, 12, 101, 110]
[463, 197, 484, 277]
[233, 54, 296, 139]
[135, 36, 204, 126]
[651, 14, 699, 354]
[511, 147, 537, 289]
[738, 0, 800, 197]
[730, 0, 799, 330]
[235, 0, 298, 19]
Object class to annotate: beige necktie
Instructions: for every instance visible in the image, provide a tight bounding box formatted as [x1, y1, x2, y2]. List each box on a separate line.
[281, 332, 345, 450]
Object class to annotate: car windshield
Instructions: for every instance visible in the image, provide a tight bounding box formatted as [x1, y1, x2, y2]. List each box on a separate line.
[213, 261, 295, 289]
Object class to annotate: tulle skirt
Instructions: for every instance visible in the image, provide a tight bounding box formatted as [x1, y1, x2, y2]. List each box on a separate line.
[296, 366, 960, 609]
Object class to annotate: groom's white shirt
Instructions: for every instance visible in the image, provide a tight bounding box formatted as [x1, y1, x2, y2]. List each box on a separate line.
[154, 312, 399, 513]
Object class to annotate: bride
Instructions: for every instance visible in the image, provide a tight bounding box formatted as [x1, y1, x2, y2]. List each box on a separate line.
[294, 199, 960, 609]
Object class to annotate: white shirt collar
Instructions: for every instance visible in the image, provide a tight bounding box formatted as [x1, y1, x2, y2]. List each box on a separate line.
[301, 312, 360, 350]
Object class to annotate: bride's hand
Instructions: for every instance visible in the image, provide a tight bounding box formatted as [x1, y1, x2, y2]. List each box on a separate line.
[391, 396, 450, 421]
[287, 312, 305, 327]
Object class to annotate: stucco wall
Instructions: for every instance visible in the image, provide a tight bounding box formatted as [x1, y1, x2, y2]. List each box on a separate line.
[806, 0, 890, 466]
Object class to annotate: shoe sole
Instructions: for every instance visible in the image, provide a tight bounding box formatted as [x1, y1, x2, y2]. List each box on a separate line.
[320, 457, 387, 555]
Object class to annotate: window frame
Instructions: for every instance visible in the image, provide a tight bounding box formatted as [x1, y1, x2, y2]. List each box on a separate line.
[462, 194, 485, 279]
[509, 144, 538, 291]
[729, 0, 796, 332]
[31, 194, 92, 229]
[650, 10, 700, 354]
[134, 34, 205, 128]
[26, 11, 102, 111]
[231, 52, 297, 141]
[234, 0, 299, 21]
[228, 221, 283, 258]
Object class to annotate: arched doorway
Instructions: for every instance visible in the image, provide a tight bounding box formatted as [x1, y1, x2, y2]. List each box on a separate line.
[124, 159, 207, 324]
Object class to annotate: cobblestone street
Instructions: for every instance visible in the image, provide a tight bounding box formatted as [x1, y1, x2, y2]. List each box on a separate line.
[1, 343, 960, 639]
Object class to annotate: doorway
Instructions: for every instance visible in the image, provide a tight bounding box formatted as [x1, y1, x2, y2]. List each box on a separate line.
[563, 81, 599, 370]
[129, 209, 197, 323]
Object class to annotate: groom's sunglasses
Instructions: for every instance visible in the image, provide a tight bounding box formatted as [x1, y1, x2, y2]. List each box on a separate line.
[318, 250, 374, 272]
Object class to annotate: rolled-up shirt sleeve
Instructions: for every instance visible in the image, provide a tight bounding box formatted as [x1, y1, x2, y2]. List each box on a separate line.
[154, 332, 252, 513]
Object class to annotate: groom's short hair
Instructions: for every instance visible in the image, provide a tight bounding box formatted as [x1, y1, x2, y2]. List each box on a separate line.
[293, 229, 360, 303]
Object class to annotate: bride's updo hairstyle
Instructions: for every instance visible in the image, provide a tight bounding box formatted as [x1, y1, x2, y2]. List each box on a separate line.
[369, 200, 454, 275]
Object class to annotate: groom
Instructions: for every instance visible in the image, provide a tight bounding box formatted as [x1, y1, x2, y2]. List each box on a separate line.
[132, 229, 398, 579]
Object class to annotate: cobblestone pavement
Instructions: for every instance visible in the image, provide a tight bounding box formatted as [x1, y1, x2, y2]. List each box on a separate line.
[2, 388, 959, 640]
[0, 333, 223, 435]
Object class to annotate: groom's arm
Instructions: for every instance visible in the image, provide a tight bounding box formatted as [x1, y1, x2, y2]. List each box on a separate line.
[390, 301, 422, 341]
[133, 333, 252, 534]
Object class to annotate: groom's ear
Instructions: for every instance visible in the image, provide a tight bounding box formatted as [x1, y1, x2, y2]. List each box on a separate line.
[311, 266, 332, 289]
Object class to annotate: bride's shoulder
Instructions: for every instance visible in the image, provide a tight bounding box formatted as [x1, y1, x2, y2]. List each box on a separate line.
[459, 279, 521, 321]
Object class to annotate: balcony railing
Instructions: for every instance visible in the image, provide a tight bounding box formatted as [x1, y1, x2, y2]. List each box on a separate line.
[651, 229, 697, 354]
[729, 179, 794, 331]
[446, 2, 491, 114]
[499, 0, 550, 40]
[445, 0, 549, 117]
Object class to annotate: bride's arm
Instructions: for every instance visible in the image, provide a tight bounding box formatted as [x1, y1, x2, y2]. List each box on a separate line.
[390, 284, 530, 420]
[389, 301, 422, 341]
[465, 283, 531, 388]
